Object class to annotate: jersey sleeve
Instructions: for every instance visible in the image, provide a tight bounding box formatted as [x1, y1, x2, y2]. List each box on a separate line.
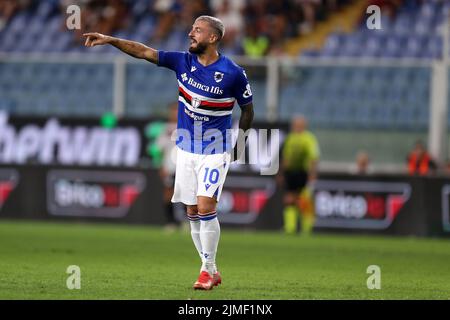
[157, 50, 185, 72]
[233, 67, 253, 107]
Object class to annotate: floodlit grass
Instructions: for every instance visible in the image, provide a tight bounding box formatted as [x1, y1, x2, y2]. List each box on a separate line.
[0, 220, 449, 299]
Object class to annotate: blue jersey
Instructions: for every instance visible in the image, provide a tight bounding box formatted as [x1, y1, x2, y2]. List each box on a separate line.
[157, 51, 253, 154]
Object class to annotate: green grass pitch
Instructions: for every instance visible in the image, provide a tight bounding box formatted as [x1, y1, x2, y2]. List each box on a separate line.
[0, 220, 449, 299]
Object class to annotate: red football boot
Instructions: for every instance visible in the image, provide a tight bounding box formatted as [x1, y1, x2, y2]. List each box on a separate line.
[213, 271, 222, 287]
[193, 271, 214, 290]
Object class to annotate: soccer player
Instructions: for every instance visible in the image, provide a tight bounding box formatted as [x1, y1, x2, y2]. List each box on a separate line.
[83, 16, 254, 290]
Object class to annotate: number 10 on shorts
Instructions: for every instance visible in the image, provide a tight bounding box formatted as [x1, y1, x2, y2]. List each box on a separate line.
[203, 168, 219, 184]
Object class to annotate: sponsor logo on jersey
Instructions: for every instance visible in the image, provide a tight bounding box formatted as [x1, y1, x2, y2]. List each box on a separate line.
[183, 108, 210, 121]
[191, 66, 197, 72]
[186, 77, 224, 95]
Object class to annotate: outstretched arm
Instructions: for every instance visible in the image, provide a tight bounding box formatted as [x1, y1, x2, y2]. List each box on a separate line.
[232, 103, 254, 161]
[83, 32, 158, 63]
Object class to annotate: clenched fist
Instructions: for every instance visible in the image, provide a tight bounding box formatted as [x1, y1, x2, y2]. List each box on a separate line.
[83, 33, 111, 47]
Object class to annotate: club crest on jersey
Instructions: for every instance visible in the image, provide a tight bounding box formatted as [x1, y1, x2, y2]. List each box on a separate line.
[214, 72, 224, 83]
[192, 97, 201, 108]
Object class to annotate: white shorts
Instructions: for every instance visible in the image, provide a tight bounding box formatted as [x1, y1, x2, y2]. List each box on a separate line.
[171, 147, 231, 205]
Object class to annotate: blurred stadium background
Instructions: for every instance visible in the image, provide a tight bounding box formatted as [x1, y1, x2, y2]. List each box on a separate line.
[0, 0, 450, 235]
[1, 0, 450, 300]
[0, 0, 449, 232]
[0, 0, 449, 166]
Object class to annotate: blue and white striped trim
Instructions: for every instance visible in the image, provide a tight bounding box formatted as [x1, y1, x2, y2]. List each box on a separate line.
[198, 211, 217, 221]
[187, 214, 200, 221]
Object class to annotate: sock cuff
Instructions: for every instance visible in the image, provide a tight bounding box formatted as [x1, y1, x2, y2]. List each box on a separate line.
[187, 214, 200, 221]
[198, 211, 217, 221]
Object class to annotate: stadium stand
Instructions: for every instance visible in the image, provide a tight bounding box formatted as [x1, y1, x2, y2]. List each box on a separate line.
[301, 0, 448, 59]
[289, 0, 448, 130]
[279, 65, 432, 130]
[0, 0, 447, 130]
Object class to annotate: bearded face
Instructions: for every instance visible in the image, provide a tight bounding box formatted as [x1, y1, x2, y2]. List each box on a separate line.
[188, 19, 218, 54]
[188, 38, 208, 54]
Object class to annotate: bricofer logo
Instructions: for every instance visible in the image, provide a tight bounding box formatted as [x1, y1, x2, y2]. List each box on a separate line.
[314, 180, 411, 230]
[211, 176, 275, 224]
[47, 170, 146, 218]
[0, 169, 19, 211]
[174, 176, 275, 225]
[441, 185, 450, 232]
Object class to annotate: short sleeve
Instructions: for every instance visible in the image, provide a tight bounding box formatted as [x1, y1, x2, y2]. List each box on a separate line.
[157, 50, 185, 72]
[233, 68, 253, 107]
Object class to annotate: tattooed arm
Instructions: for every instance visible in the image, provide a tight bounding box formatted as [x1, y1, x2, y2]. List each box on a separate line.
[83, 33, 158, 63]
[232, 103, 254, 162]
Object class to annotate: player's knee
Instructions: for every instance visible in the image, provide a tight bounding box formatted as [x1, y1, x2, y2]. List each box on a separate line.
[186, 205, 198, 216]
[197, 206, 216, 215]
[197, 196, 217, 215]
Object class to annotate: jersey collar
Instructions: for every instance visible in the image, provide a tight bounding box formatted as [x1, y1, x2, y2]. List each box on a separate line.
[194, 53, 222, 69]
